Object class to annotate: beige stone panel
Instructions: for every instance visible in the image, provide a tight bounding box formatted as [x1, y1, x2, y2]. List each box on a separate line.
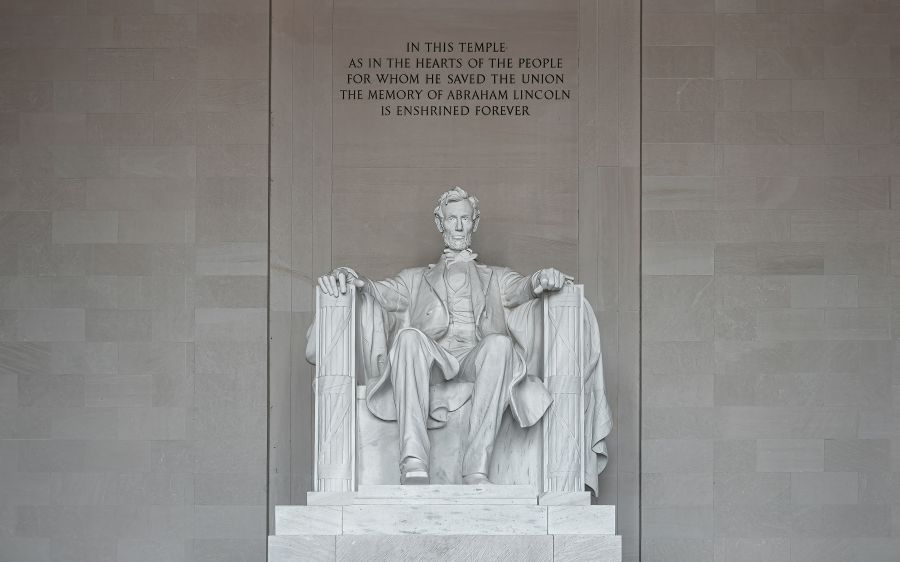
[645, 0, 715, 11]
[720, 145, 792, 177]
[643, 14, 715, 45]
[714, 48, 756, 79]
[330, 167, 576, 280]
[643, 210, 715, 242]
[0, 178, 85, 211]
[825, 47, 892, 78]
[48, 146, 119, 178]
[642, 243, 715, 275]
[642, 143, 715, 176]
[119, 147, 196, 179]
[86, 49, 156, 81]
[716, 13, 792, 47]
[757, 47, 823, 79]
[154, 47, 198, 79]
[52, 81, 121, 113]
[643, 176, 715, 210]
[120, 80, 198, 113]
[0, 82, 53, 113]
[113, 14, 197, 48]
[86, 114, 154, 146]
[51, 210, 118, 244]
[857, 79, 900, 112]
[643, 79, 716, 112]
[196, 111, 268, 145]
[791, 79, 858, 112]
[19, 113, 86, 145]
[643, 111, 715, 143]
[198, 44, 268, 79]
[0, 15, 115, 49]
[825, 112, 893, 144]
[86, 178, 194, 211]
[198, 79, 268, 112]
[198, 14, 269, 47]
[790, 210, 859, 241]
[790, 145, 860, 177]
[196, 145, 266, 177]
[153, 113, 196, 145]
[118, 210, 188, 244]
[1, 49, 86, 81]
[644, 46, 714, 78]
[200, 0, 272, 13]
[717, 80, 791, 111]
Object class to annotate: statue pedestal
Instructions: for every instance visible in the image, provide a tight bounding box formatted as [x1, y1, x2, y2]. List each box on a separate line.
[268, 485, 621, 562]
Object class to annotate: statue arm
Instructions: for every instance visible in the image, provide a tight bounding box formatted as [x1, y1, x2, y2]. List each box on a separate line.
[497, 268, 538, 308]
[356, 270, 411, 313]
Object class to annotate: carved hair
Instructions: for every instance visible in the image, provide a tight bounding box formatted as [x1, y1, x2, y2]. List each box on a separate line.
[433, 186, 480, 233]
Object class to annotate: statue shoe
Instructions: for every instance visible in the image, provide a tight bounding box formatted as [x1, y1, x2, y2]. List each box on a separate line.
[462, 472, 492, 485]
[400, 457, 430, 485]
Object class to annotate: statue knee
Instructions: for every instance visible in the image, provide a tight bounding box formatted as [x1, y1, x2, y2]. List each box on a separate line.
[480, 333, 514, 354]
[394, 328, 427, 350]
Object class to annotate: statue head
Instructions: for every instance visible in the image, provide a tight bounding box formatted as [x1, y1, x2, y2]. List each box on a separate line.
[434, 186, 480, 251]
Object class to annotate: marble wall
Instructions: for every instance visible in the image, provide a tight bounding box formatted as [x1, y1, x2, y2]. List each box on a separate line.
[0, 1, 269, 561]
[641, 1, 900, 560]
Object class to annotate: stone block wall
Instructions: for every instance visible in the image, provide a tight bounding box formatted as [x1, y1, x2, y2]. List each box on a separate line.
[0, 2, 269, 560]
[641, 1, 900, 560]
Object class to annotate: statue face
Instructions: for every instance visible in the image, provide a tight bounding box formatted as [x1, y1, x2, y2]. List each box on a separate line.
[440, 199, 475, 251]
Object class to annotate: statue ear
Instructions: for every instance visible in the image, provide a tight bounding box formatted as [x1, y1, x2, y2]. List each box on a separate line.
[434, 213, 444, 233]
[472, 215, 480, 232]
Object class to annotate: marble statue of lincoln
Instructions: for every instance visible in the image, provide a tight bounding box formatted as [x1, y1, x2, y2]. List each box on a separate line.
[315, 187, 611, 488]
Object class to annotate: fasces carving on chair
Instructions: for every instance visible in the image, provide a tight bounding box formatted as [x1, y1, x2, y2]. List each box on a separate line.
[307, 187, 612, 494]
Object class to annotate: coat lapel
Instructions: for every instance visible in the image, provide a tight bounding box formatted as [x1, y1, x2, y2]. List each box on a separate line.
[423, 260, 448, 307]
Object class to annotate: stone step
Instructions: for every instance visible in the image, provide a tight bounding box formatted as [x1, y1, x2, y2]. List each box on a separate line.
[269, 535, 622, 562]
[354, 484, 538, 504]
[275, 504, 616, 536]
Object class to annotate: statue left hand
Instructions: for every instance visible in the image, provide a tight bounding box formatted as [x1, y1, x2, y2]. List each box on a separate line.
[532, 268, 573, 295]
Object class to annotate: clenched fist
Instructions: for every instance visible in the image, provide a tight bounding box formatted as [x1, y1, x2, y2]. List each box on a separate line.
[317, 267, 365, 298]
[531, 268, 573, 295]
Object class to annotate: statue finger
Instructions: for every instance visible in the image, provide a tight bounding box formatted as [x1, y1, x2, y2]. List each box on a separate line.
[352, 278, 365, 288]
[338, 272, 347, 293]
[327, 275, 338, 297]
[318, 277, 328, 295]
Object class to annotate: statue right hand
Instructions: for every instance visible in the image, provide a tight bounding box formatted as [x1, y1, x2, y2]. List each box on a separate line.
[318, 268, 364, 297]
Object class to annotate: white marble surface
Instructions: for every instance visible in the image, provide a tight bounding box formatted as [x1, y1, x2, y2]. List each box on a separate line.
[269, 536, 336, 562]
[553, 535, 622, 561]
[547, 505, 616, 535]
[307, 491, 355, 506]
[342, 504, 548, 535]
[355, 484, 536, 505]
[539, 491, 592, 505]
[335, 535, 554, 561]
[276, 505, 342, 535]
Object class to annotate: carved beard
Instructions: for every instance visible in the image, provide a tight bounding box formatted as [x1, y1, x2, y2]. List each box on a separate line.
[443, 229, 471, 251]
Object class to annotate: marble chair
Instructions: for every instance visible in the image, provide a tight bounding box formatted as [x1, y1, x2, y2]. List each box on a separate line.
[309, 284, 591, 496]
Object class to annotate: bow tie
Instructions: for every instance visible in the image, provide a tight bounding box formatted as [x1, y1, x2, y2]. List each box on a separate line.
[442, 248, 478, 265]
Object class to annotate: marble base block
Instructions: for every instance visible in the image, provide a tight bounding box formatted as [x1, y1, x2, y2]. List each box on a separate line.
[271, 485, 621, 561]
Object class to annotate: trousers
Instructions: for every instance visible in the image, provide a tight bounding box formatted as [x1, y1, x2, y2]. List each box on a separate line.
[389, 328, 517, 477]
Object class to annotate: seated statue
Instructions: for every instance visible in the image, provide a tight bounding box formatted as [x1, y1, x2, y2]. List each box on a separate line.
[310, 186, 611, 491]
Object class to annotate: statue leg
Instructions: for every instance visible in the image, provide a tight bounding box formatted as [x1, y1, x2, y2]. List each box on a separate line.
[390, 328, 436, 476]
[461, 333, 515, 480]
